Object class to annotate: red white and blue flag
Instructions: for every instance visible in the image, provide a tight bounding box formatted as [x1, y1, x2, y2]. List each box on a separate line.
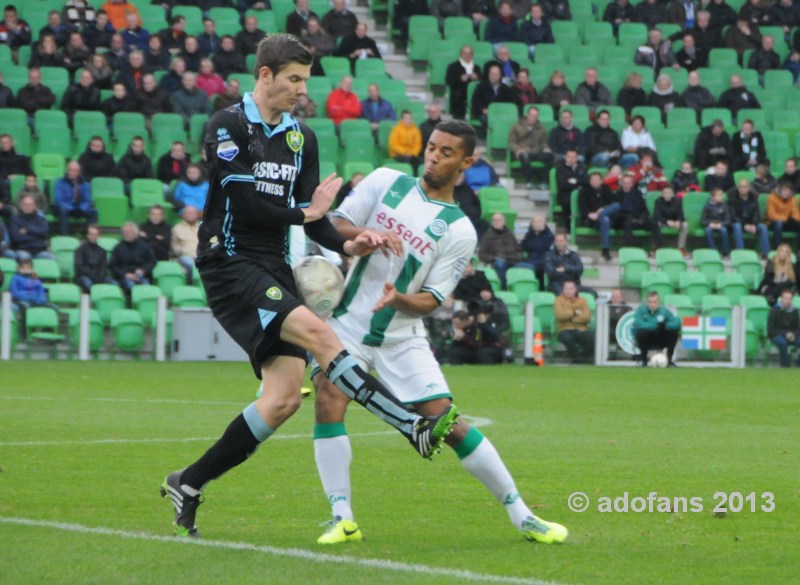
[681, 316, 727, 350]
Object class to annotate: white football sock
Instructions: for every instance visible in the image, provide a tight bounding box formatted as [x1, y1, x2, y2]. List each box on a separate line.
[314, 435, 354, 521]
[460, 437, 533, 528]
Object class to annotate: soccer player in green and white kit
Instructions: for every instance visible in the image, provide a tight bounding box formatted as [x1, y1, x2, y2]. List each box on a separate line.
[311, 120, 569, 545]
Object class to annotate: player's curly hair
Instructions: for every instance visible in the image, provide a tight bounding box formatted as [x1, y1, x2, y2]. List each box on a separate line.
[253, 34, 313, 78]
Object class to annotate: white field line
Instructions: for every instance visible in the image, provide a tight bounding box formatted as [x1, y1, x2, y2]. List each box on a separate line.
[0, 517, 574, 585]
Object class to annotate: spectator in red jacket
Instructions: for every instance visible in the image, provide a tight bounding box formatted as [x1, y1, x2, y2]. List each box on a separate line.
[629, 150, 668, 193]
[325, 75, 362, 125]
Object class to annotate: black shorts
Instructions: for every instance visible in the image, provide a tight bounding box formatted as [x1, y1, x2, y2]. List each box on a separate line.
[197, 250, 307, 378]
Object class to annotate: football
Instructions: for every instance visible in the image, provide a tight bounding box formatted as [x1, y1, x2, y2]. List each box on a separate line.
[292, 255, 345, 318]
[648, 352, 669, 368]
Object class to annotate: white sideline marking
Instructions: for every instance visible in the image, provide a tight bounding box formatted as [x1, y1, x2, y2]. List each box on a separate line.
[0, 517, 572, 585]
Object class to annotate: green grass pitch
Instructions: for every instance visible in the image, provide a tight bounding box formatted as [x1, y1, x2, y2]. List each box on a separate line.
[1, 362, 798, 585]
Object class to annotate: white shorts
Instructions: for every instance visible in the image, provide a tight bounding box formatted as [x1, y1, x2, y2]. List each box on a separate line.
[312, 318, 452, 405]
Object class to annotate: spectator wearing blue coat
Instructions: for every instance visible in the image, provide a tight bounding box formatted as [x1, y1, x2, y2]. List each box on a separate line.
[519, 4, 554, 59]
[484, 2, 520, 47]
[10, 257, 48, 315]
[516, 215, 555, 290]
[360, 83, 396, 131]
[172, 164, 209, 215]
[120, 12, 150, 52]
[6, 195, 55, 261]
[53, 161, 98, 235]
[463, 149, 500, 193]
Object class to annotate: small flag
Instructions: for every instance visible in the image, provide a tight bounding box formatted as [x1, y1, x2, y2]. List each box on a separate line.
[681, 316, 727, 350]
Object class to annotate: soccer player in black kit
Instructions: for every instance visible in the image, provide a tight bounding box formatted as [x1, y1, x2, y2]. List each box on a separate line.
[160, 34, 459, 538]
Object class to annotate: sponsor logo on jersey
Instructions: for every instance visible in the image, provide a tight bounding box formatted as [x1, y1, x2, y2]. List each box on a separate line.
[375, 211, 435, 257]
[252, 162, 298, 182]
[266, 286, 283, 300]
[429, 219, 448, 236]
[217, 140, 239, 161]
[286, 130, 304, 153]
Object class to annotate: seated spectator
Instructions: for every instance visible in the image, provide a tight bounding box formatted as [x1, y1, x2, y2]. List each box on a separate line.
[555, 280, 594, 362]
[633, 291, 680, 366]
[731, 119, 767, 172]
[431, 0, 463, 27]
[136, 73, 170, 120]
[144, 35, 171, 73]
[617, 73, 647, 121]
[453, 261, 493, 304]
[740, 0, 770, 25]
[420, 103, 443, 152]
[0, 134, 32, 215]
[575, 68, 612, 117]
[729, 178, 770, 258]
[629, 150, 668, 192]
[449, 310, 478, 365]
[519, 4, 554, 60]
[121, 11, 149, 52]
[635, 0, 667, 29]
[326, 76, 362, 125]
[671, 161, 700, 194]
[517, 215, 554, 290]
[64, 0, 97, 31]
[109, 221, 157, 291]
[748, 34, 781, 81]
[62, 69, 101, 119]
[116, 136, 153, 186]
[785, 50, 800, 83]
[675, 33, 707, 71]
[74, 223, 114, 292]
[768, 289, 800, 367]
[78, 136, 116, 181]
[197, 18, 219, 58]
[603, 163, 624, 192]
[286, 0, 319, 38]
[15, 174, 48, 214]
[704, 160, 735, 192]
[29, 33, 63, 68]
[0, 5, 31, 51]
[604, 0, 635, 33]
[477, 212, 522, 289]
[608, 288, 632, 343]
[84, 10, 113, 51]
[539, 70, 574, 115]
[157, 141, 190, 186]
[549, 109, 584, 162]
[445, 45, 481, 120]
[545, 232, 592, 295]
[648, 74, 679, 124]
[759, 242, 796, 303]
[178, 36, 202, 73]
[170, 72, 212, 124]
[360, 83, 395, 131]
[463, 149, 499, 193]
[138, 204, 171, 261]
[691, 9, 723, 56]
[101, 81, 137, 124]
[118, 50, 147, 93]
[213, 36, 247, 79]
[709, 0, 738, 29]
[620, 115, 656, 168]
[579, 172, 620, 261]
[770, 0, 800, 34]
[160, 57, 187, 96]
[485, 45, 520, 86]
[474, 300, 508, 363]
[464, 0, 494, 31]
[301, 16, 336, 58]
[766, 182, 800, 247]
[87, 53, 114, 90]
[470, 63, 518, 128]
[196, 58, 225, 97]
[0, 70, 15, 108]
[653, 186, 689, 256]
[105, 33, 127, 71]
[453, 173, 488, 237]
[171, 205, 200, 283]
[336, 21, 381, 73]
[158, 15, 187, 54]
[514, 68, 538, 106]
[100, 0, 140, 31]
[322, 0, 359, 41]
[701, 189, 732, 255]
[53, 161, 98, 235]
[485, 1, 519, 47]
[717, 74, 761, 118]
[235, 16, 265, 56]
[584, 109, 624, 169]
[214, 79, 242, 111]
[635, 28, 678, 73]
[555, 149, 587, 227]
[753, 161, 778, 195]
[10, 258, 48, 316]
[780, 157, 800, 192]
[678, 70, 717, 122]
[509, 106, 552, 188]
[694, 119, 733, 170]
[668, 0, 699, 29]
[7, 195, 55, 261]
[63, 32, 91, 76]
[388, 111, 423, 175]
[618, 172, 662, 249]
[172, 163, 208, 214]
[724, 18, 762, 62]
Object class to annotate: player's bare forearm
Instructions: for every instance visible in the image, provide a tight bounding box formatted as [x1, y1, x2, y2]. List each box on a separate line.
[376, 286, 439, 317]
[332, 216, 366, 239]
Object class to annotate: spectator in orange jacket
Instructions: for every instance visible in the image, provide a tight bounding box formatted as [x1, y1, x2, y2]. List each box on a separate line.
[766, 181, 800, 248]
[388, 110, 423, 174]
[100, 0, 140, 31]
[325, 75, 362, 125]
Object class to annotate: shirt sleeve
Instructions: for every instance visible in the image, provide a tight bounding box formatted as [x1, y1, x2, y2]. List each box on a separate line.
[420, 234, 477, 304]
[292, 124, 320, 207]
[334, 168, 400, 226]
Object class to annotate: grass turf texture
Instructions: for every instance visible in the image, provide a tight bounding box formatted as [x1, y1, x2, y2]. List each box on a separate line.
[0, 362, 797, 585]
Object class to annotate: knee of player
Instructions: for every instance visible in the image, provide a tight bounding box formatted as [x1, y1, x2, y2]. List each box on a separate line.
[445, 420, 471, 447]
[314, 378, 350, 421]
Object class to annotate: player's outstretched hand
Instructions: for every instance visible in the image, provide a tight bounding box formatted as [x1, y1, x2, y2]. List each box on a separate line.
[343, 229, 392, 257]
[306, 173, 343, 222]
[372, 282, 397, 312]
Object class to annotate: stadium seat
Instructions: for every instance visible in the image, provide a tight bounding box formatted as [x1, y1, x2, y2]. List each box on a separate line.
[692, 249, 725, 284]
[47, 282, 82, 308]
[667, 107, 700, 130]
[506, 267, 539, 304]
[655, 248, 687, 288]
[172, 5, 204, 34]
[709, 48, 738, 69]
[663, 293, 696, 319]
[641, 271, 673, 299]
[495, 290, 522, 317]
[131, 284, 162, 326]
[528, 292, 556, 334]
[321, 56, 352, 85]
[341, 136, 377, 167]
[111, 309, 146, 353]
[701, 295, 732, 323]
[32, 258, 60, 283]
[716, 272, 748, 304]
[739, 294, 770, 337]
[90, 283, 126, 325]
[339, 118, 373, 142]
[701, 107, 733, 128]
[171, 285, 206, 308]
[618, 247, 650, 287]
[32, 153, 66, 183]
[49, 236, 81, 279]
[152, 261, 186, 300]
[25, 306, 65, 345]
[551, 20, 580, 44]
[0, 257, 16, 292]
[478, 265, 501, 292]
[583, 21, 613, 45]
[730, 249, 762, 288]
[67, 309, 105, 352]
[679, 271, 712, 306]
[407, 15, 440, 63]
[208, 7, 241, 36]
[534, 44, 565, 66]
[35, 125, 73, 159]
[343, 161, 374, 180]
[618, 22, 648, 47]
[94, 195, 130, 228]
[130, 179, 167, 223]
[764, 70, 794, 92]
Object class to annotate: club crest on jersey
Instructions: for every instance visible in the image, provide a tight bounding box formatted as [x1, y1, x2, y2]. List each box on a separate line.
[266, 287, 283, 300]
[217, 140, 239, 161]
[429, 219, 448, 237]
[286, 131, 304, 153]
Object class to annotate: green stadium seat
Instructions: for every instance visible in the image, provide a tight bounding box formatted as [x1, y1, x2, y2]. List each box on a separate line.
[32, 258, 60, 283]
[528, 291, 556, 334]
[49, 236, 81, 280]
[583, 21, 613, 45]
[630, 105, 664, 129]
[208, 7, 241, 36]
[320, 56, 351, 85]
[716, 272, 748, 304]
[763, 131, 792, 164]
[681, 192, 708, 236]
[701, 294, 732, 323]
[25, 306, 65, 344]
[667, 107, 699, 130]
[340, 135, 377, 166]
[551, 20, 580, 44]
[679, 271, 712, 305]
[90, 283, 126, 325]
[693, 248, 725, 283]
[655, 248, 687, 288]
[740, 294, 770, 336]
[730, 249, 762, 286]
[172, 5, 204, 34]
[641, 271, 673, 298]
[130, 179, 166, 223]
[407, 15, 440, 63]
[354, 58, 387, 80]
[67, 308, 104, 352]
[33, 109, 68, 135]
[663, 293, 696, 319]
[443, 16, 475, 41]
[35, 125, 73, 159]
[506, 267, 539, 304]
[138, 4, 167, 30]
[534, 44, 565, 66]
[94, 195, 130, 228]
[131, 284, 162, 326]
[47, 282, 82, 308]
[113, 112, 146, 137]
[0, 257, 16, 292]
[709, 48, 738, 69]
[618, 247, 650, 287]
[477, 265, 502, 292]
[343, 161, 374, 180]
[110, 309, 145, 353]
[764, 70, 794, 92]
[495, 290, 522, 316]
[170, 285, 206, 308]
[152, 261, 186, 299]
[701, 107, 733, 128]
[618, 22, 647, 47]
[737, 108, 768, 130]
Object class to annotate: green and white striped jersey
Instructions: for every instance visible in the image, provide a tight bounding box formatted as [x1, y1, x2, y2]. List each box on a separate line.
[333, 168, 477, 347]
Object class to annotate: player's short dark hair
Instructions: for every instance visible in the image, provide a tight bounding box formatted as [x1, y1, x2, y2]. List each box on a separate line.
[253, 33, 313, 78]
[433, 119, 476, 157]
[647, 291, 660, 299]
